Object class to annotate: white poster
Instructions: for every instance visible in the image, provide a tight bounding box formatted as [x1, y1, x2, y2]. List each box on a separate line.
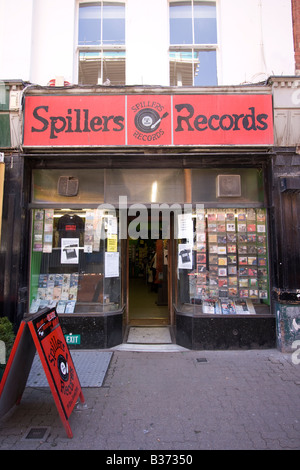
[84, 210, 94, 253]
[61, 238, 79, 264]
[178, 243, 193, 269]
[177, 213, 193, 240]
[105, 252, 120, 278]
[107, 216, 118, 236]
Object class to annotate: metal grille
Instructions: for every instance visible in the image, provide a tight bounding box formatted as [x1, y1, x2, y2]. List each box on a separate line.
[57, 176, 79, 197]
[24, 427, 50, 440]
[196, 357, 208, 363]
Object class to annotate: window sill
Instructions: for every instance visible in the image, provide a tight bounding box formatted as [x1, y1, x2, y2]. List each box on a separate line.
[59, 304, 125, 317]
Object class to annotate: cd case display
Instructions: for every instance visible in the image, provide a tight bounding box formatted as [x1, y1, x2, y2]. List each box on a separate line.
[179, 208, 269, 315]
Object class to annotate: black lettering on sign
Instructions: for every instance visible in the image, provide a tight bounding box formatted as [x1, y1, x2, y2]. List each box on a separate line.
[31, 106, 125, 139]
[174, 104, 268, 133]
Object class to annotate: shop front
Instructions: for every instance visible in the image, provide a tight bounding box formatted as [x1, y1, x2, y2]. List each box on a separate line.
[22, 87, 276, 349]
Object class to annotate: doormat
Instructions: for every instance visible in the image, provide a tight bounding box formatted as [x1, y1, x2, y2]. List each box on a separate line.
[127, 327, 172, 344]
[26, 351, 113, 388]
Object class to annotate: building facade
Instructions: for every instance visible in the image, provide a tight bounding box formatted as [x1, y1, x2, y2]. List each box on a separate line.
[0, 0, 299, 351]
[0, 0, 295, 87]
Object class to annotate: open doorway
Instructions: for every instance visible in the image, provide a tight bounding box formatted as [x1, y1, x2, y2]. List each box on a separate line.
[128, 237, 169, 325]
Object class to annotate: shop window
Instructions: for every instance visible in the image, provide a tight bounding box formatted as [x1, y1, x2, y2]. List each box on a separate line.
[32, 169, 105, 205]
[169, 1, 217, 86]
[29, 208, 122, 315]
[105, 169, 185, 204]
[78, 2, 125, 85]
[175, 208, 269, 315]
[191, 169, 264, 204]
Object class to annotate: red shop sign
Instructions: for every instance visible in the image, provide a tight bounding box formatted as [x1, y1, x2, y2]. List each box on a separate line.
[23, 93, 273, 147]
[23, 95, 126, 147]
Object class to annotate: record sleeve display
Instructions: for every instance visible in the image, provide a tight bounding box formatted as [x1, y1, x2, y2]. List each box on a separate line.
[179, 208, 269, 315]
[30, 209, 121, 315]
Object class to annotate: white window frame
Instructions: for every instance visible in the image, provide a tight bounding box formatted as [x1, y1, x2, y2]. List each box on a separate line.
[169, 0, 218, 86]
[76, 0, 126, 85]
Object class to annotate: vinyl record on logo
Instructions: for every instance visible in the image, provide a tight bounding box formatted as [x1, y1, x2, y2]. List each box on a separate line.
[57, 354, 69, 382]
[134, 108, 160, 133]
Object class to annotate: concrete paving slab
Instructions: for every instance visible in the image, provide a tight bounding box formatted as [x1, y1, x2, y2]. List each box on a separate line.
[1, 348, 300, 451]
[26, 351, 113, 388]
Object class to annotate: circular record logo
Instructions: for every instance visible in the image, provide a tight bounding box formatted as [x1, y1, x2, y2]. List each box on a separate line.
[57, 354, 69, 382]
[134, 109, 169, 134]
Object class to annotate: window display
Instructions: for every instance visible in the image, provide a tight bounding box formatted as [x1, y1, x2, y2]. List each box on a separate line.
[29, 208, 121, 315]
[176, 208, 269, 315]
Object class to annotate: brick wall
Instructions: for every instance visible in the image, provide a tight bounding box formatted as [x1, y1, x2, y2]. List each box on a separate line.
[292, 0, 300, 74]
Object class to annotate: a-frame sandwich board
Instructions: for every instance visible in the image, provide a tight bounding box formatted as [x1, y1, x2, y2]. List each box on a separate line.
[0, 307, 85, 438]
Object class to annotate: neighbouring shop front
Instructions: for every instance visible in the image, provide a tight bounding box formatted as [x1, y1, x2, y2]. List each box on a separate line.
[21, 86, 276, 349]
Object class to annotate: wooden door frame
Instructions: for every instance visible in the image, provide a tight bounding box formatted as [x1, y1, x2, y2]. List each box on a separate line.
[123, 211, 174, 327]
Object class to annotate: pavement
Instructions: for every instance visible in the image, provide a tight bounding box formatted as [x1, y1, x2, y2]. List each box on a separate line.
[0, 346, 300, 451]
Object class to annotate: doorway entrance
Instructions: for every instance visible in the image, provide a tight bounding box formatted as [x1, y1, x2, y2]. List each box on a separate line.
[128, 236, 169, 325]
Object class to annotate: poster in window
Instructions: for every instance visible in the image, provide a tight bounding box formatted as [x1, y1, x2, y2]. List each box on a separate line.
[177, 213, 193, 240]
[178, 243, 193, 269]
[43, 209, 54, 253]
[107, 216, 118, 236]
[105, 252, 119, 278]
[33, 209, 44, 252]
[107, 234, 118, 252]
[61, 238, 79, 264]
[84, 211, 94, 253]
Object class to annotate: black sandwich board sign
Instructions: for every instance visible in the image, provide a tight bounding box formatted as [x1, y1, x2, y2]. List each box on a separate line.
[0, 307, 85, 438]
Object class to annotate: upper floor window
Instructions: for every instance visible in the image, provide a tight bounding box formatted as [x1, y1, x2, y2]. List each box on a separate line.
[78, 2, 125, 85]
[169, 1, 217, 86]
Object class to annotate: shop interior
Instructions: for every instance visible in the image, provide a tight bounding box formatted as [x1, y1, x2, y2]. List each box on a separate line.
[128, 236, 169, 326]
